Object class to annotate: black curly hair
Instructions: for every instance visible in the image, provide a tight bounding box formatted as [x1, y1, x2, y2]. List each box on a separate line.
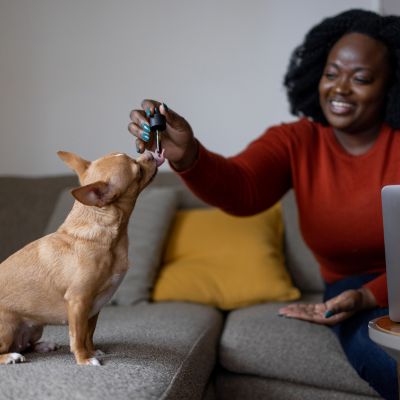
[284, 9, 400, 129]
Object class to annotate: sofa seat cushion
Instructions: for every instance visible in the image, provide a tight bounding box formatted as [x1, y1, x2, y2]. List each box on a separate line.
[215, 369, 381, 400]
[0, 302, 223, 400]
[218, 293, 378, 397]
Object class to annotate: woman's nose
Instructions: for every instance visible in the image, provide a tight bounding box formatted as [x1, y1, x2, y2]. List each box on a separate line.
[333, 78, 351, 95]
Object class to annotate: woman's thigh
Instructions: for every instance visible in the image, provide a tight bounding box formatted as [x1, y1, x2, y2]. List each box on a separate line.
[324, 274, 398, 400]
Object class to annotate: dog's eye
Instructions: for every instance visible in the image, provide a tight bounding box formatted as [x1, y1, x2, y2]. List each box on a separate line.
[138, 166, 142, 175]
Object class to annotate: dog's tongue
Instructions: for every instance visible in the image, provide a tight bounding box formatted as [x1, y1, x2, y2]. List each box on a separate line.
[155, 148, 165, 167]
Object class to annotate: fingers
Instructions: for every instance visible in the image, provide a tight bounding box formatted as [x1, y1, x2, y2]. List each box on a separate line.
[325, 290, 361, 317]
[136, 138, 146, 154]
[278, 302, 336, 325]
[141, 99, 176, 126]
[279, 303, 325, 315]
[141, 99, 161, 116]
[129, 100, 177, 154]
[128, 109, 154, 150]
[130, 108, 148, 127]
[128, 120, 153, 149]
[279, 309, 316, 322]
[160, 102, 177, 125]
[278, 290, 362, 327]
[129, 100, 171, 150]
[279, 304, 325, 320]
[321, 310, 356, 326]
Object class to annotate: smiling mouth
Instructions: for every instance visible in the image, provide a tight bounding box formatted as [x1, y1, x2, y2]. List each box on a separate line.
[329, 100, 356, 114]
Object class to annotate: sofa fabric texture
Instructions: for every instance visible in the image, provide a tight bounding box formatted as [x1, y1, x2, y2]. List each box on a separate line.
[215, 371, 380, 400]
[0, 174, 383, 399]
[0, 302, 223, 400]
[218, 294, 378, 397]
[0, 175, 79, 264]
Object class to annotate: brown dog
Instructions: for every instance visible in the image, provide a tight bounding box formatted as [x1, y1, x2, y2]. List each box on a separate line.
[0, 150, 163, 365]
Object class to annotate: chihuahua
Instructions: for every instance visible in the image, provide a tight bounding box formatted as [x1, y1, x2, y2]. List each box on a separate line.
[0, 150, 164, 365]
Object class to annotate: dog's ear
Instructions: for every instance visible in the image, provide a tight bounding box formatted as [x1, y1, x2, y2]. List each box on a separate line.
[57, 151, 90, 175]
[71, 181, 118, 207]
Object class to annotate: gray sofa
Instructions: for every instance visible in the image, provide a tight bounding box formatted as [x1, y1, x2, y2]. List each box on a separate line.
[0, 173, 382, 400]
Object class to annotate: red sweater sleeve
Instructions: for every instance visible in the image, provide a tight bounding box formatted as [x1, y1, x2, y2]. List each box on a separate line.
[170, 120, 391, 308]
[363, 274, 388, 308]
[171, 128, 293, 216]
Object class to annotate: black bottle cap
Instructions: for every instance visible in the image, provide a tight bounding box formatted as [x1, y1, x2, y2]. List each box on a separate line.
[149, 107, 166, 132]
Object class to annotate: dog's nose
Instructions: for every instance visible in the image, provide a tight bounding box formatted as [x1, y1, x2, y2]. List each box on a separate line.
[137, 152, 154, 163]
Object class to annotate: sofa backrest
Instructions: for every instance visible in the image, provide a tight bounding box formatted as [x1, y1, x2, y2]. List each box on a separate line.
[148, 171, 210, 209]
[281, 190, 323, 292]
[0, 175, 79, 263]
[0, 173, 323, 293]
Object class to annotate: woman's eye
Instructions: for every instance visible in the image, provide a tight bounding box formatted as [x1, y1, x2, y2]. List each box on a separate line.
[324, 73, 336, 80]
[354, 77, 372, 84]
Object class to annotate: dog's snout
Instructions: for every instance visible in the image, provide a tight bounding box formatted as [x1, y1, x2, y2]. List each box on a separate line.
[137, 152, 154, 163]
[146, 152, 154, 162]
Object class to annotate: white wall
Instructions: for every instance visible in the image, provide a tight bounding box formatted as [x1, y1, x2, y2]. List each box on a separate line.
[382, 0, 400, 15]
[0, 0, 380, 176]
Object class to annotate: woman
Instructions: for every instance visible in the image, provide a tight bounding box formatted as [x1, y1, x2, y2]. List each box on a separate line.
[128, 9, 400, 399]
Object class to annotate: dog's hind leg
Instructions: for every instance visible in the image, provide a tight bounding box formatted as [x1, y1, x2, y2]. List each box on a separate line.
[31, 341, 60, 353]
[0, 314, 26, 365]
[29, 325, 60, 353]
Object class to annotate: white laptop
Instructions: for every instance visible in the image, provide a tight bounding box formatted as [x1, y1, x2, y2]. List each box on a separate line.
[381, 185, 400, 322]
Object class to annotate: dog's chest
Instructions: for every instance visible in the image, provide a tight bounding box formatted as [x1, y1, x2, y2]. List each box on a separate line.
[89, 271, 127, 318]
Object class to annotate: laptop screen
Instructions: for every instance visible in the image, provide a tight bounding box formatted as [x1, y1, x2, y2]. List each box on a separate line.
[382, 185, 400, 322]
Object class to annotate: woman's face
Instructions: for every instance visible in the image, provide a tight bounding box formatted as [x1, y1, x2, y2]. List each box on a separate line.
[318, 32, 391, 134]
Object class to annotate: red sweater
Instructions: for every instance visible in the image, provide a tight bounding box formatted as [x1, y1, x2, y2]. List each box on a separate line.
[172, 118, 400, 308]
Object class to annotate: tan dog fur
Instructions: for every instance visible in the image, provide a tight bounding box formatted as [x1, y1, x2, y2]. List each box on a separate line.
[0, 151, 158, 365]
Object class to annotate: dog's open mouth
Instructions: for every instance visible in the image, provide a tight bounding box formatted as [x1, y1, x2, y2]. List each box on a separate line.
[149, 148, 165, 181]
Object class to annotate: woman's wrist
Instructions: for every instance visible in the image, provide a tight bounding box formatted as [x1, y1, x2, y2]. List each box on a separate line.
[358, 287, 378, 311]
[170, 139, 199, 172]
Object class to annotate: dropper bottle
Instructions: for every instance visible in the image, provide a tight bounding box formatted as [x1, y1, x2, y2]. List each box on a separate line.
[149, 107, 166, 157]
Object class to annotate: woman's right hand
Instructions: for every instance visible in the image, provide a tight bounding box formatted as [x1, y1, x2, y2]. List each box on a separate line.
[278, 287, 378, 327]
[128, 100, 199, 171]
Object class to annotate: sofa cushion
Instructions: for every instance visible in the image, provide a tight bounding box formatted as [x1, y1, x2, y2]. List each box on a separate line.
[153, 203, 300, 310]
[44, 186, 180, 306]
[218, 293, 378, 397]
[0, 302, 223, 400]
[0, 175, 79, 263]
[117, 187, 180, 305]
[149, 172, 210, 210]
[215, 370, 381, 400]
[281, 190, 324, 292]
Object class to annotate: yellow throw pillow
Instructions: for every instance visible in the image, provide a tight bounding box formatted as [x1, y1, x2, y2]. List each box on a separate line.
[152, 203, 300, 310]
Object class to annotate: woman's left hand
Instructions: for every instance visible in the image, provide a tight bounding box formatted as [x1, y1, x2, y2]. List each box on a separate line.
[278, 287, 378, 327]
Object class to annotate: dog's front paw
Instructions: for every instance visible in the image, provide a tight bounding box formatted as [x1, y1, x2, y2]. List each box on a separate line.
[32, 341, 60, 353]
[92, 349, 105, 356]
[6, 353, 26, 364]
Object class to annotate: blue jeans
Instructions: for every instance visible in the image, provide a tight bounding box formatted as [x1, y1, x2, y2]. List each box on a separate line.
[324, 274, 398, 400]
